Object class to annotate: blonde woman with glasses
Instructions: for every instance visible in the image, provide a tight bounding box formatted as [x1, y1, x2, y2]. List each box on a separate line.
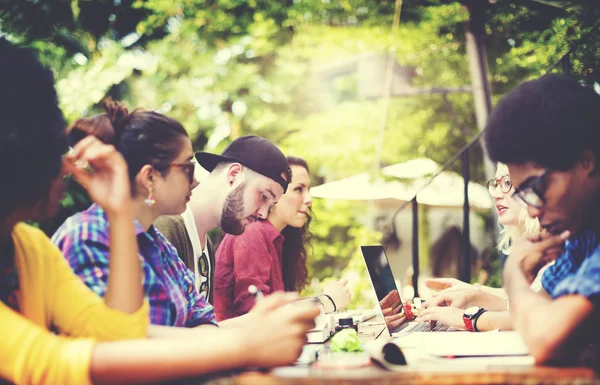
[416, 164, 547, 332]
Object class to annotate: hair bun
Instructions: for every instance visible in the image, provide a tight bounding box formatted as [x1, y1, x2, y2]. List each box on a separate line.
[103, 97, 130, 136]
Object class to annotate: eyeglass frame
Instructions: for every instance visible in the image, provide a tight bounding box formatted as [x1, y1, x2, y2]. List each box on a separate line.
[197, 252, 209, 296]
[486, 175, 513, 195]
[167, 162, 196, 184]
[512, 168, 553, 209]
[64, 147, 197, 184]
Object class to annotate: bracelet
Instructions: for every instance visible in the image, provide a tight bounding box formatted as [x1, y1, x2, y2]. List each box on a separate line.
[323, 294, 337, 312]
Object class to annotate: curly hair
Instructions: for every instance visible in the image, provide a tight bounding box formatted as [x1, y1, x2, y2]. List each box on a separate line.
[68, 98, 189, 194]
[0, 38, 67, 218]
[280, 157, 313, 292]
[485, 75, 600, 171]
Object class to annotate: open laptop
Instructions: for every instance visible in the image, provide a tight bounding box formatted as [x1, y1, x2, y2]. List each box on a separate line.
[361, 245, 460, 337]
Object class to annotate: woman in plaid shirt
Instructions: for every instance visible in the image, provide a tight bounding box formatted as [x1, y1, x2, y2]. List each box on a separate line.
[52, 99, 217, 328]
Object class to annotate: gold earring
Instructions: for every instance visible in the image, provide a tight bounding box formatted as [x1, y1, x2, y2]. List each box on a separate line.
[145, 185, 156, 207]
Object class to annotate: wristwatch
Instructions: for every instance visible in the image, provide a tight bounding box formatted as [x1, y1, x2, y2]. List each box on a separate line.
[463, 306, 487, 332]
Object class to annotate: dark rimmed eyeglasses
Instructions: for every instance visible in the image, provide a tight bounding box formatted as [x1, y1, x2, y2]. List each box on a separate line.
[486, 175, 512, 195]
[169, 162, 196, 184]
[512, 169, 553, 209]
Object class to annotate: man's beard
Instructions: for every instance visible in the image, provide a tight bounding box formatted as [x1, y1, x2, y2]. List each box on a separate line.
[221, 183, 246, 235]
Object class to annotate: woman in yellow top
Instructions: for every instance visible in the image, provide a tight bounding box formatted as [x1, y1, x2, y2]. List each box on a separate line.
[0, 37, 148, 384]
[0, 38, 318, 385]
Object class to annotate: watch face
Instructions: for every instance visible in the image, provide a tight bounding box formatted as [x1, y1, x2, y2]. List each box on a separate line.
[464, 306, 480, 318]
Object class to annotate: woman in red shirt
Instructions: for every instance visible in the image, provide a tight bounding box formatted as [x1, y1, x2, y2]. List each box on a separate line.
[214, 156, 350, 321]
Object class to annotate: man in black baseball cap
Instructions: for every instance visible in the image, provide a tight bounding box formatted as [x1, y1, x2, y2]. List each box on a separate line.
[195, 135, 291, 193]
[155, 135, 291, 302]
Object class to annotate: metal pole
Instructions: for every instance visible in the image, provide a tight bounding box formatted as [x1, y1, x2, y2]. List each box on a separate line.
[412, 197, 419, 298]
[371, 0, 403, 180]
[463, 1, 495, 181]
[462, 151, 471, 283]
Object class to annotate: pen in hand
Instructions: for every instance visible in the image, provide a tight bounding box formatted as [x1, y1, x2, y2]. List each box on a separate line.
[248, 285, 264, 302]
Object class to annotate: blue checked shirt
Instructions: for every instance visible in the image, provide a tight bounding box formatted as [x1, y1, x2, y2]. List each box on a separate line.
[542, 229, 600, 306]
[541, 228, 600, 368]
[52, 204, 217, 328]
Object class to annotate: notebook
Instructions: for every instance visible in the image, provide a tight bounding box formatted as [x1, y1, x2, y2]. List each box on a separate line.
[365, 332, 532, 370]
[360, 245, 461, 338]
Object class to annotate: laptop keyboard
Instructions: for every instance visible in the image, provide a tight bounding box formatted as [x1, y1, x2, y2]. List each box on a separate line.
[407, 322, 450, 333]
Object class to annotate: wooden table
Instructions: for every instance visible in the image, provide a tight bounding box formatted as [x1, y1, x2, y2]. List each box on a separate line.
[178, 365, 597, 385]
[173, 320, 599, 385]
[227, 366, 598, 385]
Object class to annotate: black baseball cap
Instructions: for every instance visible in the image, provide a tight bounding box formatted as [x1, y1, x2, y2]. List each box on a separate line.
[195, 136, 291, 192]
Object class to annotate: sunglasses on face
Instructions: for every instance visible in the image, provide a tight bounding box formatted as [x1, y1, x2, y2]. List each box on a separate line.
[486, 175, 512, 195]
[169, 162, 196, 184]
[512, 169, 552, 209]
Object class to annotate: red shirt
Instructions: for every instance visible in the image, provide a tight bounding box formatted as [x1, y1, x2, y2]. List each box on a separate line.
[213, 220, 284, 321]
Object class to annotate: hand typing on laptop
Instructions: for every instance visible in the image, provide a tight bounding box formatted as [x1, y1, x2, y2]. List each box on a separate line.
[361, 246, 457, 336]
[422, 288, 509, 312]
[414, 305, 468, 330]
[425, 277, 472, 292]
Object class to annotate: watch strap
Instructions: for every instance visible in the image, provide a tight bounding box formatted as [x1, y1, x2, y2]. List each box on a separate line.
[463, 308, 486, 332]
[463, 314, 475, 332]
[473, 309, 488, 332]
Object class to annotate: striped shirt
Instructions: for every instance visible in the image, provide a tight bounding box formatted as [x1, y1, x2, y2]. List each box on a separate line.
[52, 204, 217, 327]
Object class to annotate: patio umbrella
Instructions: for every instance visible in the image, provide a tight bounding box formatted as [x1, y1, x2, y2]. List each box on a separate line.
[309, 172, 413, 201]
[311, 158, 492, 210]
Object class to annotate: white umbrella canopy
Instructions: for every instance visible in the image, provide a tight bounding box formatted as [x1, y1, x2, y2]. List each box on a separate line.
[309, 172, 414, 201]
[380, 158, 440, 179]
[311, 158, 492, 209]
[382, 159, 492, 209]
[410, 171, 492, 209]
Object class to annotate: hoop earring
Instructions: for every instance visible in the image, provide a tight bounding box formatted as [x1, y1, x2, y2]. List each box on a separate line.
[145, 186, 156, 207]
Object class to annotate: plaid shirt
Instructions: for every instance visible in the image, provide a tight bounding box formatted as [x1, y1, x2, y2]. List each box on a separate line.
[52, 204, 217, 327]
[542, 229, 600, 305]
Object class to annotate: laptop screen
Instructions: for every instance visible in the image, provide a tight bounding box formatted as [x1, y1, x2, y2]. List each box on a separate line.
[360, 245, 408, 334]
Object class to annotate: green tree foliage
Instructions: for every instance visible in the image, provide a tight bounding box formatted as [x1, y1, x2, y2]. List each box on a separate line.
[483, 1, 600, 91]
[3, 0, 600, 303]
[301, 199, 381, 309]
